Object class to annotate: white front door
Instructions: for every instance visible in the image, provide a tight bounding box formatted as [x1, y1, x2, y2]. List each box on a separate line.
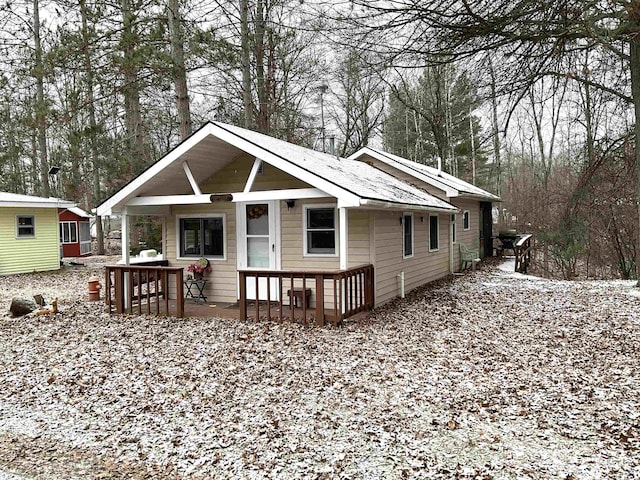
[237, 201, 280, 300]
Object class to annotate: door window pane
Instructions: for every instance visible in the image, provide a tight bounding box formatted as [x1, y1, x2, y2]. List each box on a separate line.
[246, 204, 269, 235]
[247, 237, 270, 268]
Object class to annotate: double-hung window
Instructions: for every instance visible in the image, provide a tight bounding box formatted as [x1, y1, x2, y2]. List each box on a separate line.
[429, 214, 439, 251]
[403, 213, 413, 258]
[178, 215, 225, 258]
[16, 215, 35, 238]
[305, 206, 336, 255]
[60, 221, 78, 244]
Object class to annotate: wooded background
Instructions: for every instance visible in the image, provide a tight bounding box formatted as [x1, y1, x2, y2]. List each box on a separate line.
[1, 0, 638, 279]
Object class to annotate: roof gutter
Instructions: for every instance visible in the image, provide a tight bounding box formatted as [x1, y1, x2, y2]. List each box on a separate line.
[359, 198, 458, 213]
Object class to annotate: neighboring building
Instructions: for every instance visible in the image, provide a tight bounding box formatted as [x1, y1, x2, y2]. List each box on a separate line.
[348, 147, 500, 270]
[97, 121, 496, 314]
[59, 206, 92, 258]
[0, 193, 75, 275]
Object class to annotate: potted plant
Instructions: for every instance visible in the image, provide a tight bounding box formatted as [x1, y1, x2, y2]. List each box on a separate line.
[187, 257, 211, 280]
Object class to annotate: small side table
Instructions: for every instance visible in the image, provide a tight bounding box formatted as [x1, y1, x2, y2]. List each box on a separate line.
[184, 279, 207, 304]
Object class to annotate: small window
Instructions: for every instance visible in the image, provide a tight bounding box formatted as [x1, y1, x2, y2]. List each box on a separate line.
[403, 213, 413, 258]
[463, 210, 470, 230]
[429, 214, 439, 251]
[59, 221, 78, 244]
[179, 216, 224, 258]
[305, 207, 336, 255]
[16, 215, 35, 238]
[451, 214, 457, 244]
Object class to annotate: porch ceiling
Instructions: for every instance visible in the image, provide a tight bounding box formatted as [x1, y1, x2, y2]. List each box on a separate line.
[137, 136, 243, 197]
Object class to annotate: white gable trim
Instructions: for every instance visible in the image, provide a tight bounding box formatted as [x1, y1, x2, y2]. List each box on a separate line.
[349, 147, 459, 198]
[96, 124, 217, 216]
[211, 123, 361, 207]
[97, 122, 363, 216]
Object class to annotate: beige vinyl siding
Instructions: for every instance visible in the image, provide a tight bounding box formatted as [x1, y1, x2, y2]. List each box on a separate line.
[200, 153, 310, 193]
[453, 199, 480, 271]
[281, 201, 371, 310]
[374, 210, 450, 306]
[0, 207, 60, 275]
[166, 202, 238, 303]
[165, 154, 314, 303]
[281, 200, 371, 270]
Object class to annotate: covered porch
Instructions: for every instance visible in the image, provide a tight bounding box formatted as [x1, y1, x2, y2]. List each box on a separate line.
[104, 263, 374, 326]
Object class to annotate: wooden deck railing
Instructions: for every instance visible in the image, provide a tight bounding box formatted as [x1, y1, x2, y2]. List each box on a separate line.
[238, 264, 374, 326]
[105, 265, 185, 317]
[514, 234, 533, 274]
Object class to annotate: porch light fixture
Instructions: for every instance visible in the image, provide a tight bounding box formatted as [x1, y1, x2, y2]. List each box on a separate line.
[400, 217, 403, 225]
[420, 216, 424, 223]
[286, 199, 295, 211]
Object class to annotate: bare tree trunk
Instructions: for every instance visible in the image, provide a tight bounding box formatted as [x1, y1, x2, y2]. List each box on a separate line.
[80, 0, 104, 254]
[121, 0, 146, 175]
[33, 0, 50, 197]
[630, 30, 640, 284]
[239, 0, 252, 128]
[488, 58, 502, 197]
[168, 0, 191, 140]
[254, 0, 267, 132]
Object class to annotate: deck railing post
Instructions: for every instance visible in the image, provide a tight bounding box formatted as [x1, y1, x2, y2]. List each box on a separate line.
[239, 271, 247, 321]
[315, 274, 325, 326]
[176, 269, 184, 318]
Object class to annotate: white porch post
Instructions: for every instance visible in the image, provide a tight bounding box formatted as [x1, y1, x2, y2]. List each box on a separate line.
[121, 208, 130, 265]
[339, 207, 348, 270]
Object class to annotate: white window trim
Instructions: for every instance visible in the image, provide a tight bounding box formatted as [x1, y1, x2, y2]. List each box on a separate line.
[303, 204, 339, 257]
[429, 214, 440, 252]
[60, 221, 78, 244]
[403, 212, 414, 259]
[175, 213, 227, 261]
[16, 215, 35, 239]
[463, 210, 470, 231]
[451, 214, 457, 244]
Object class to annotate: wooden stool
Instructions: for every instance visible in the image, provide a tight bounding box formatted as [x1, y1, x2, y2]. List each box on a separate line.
[287, 288, 311, 308]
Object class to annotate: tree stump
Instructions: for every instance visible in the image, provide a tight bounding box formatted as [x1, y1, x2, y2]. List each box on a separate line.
[9, 298, 37, 317]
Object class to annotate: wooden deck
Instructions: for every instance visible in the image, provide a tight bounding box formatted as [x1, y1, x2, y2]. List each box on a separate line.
[105, 264, 375, 326]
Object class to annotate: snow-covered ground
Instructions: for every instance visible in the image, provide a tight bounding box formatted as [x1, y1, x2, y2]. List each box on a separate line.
[0, 258, 638, 479]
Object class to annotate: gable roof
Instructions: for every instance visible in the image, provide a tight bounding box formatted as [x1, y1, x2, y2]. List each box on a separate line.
[0, 192, 75, 209]
[348, 147, 500, 201]
[68, 206, 92, 218]
[97, 121, 457, 215]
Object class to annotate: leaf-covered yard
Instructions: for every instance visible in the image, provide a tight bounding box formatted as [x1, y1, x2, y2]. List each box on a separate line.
[0, 259, 638, 479]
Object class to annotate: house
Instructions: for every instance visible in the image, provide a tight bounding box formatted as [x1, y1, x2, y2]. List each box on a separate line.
[59, 206, 93, 258]
[348, 147, 500, 270]
[97, 121, 478, 321]
[0, 192, 75, 275]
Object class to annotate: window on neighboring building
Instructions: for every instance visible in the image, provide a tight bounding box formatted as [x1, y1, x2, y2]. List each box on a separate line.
[179, 216, 225, 258]
[305, 206, 336, 255]
[59, 221, 78, 244]
[429, 214, 439, 251]
[451, 214, 457, 243]
[16, 215, 35, 238]
[463, 210, 470, 230]
[403, 213, 413, 258]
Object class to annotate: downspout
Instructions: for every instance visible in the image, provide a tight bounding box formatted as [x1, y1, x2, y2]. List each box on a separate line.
[398, 271, 405, 298]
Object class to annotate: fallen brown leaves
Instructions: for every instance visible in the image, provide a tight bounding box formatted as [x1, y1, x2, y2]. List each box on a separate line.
[0, 258, 639, 479]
